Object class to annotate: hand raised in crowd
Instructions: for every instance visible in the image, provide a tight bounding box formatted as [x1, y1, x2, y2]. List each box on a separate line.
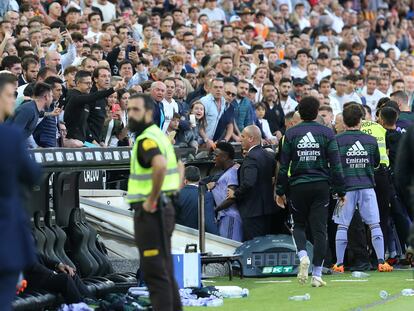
[47, 107, 62, 117]
[62, 30, 73, 45]
[129, 50, 139, 62]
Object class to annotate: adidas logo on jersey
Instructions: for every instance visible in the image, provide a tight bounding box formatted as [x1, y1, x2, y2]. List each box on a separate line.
[346, 140, 368, 156]
[297, 132, 320, 148]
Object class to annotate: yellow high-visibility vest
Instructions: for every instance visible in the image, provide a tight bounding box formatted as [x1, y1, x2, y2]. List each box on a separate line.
[127, 124, 180, 203]
[360, 120, 389, 166]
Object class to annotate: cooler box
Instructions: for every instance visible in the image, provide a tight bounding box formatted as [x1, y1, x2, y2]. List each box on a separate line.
[172, 252, 201, 288]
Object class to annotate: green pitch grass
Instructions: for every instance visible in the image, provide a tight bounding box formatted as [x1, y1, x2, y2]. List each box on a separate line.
[185, 270, 414, 311]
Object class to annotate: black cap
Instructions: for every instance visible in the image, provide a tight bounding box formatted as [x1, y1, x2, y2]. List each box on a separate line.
[293, 78, 305, 86]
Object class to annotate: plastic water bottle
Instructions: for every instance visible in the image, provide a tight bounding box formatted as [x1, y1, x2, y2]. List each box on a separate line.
[205, 299, 224, 307]
[288, 293, 311, 301]
[351, 271, 370, 278]
[379, 290, 389, 300]
[401, 289, 414, 296]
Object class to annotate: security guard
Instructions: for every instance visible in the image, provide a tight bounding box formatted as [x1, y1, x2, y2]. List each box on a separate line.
[360, 116, 391, 249]
[126, 94, 183, 311]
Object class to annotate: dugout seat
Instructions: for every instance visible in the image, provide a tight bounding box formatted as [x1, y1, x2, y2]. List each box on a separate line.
[44, 209, 75, 268]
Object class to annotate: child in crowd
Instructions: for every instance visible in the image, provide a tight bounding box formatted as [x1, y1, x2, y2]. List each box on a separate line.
[190, 100, 215, 149]
[255, 102, 277, 144]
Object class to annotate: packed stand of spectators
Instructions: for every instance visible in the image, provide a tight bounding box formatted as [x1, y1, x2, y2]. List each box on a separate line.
[1, 0, 414, 269]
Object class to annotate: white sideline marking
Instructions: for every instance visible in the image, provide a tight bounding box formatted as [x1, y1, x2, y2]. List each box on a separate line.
[331, 279, 368, 282]
[255, 280, 292, 284]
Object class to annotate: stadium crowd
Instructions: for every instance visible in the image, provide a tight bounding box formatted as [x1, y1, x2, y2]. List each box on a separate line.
[1, 0, 414, 280]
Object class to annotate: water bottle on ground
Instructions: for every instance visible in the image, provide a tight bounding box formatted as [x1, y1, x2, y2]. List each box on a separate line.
[288, 293, 311, 301]
[379, 290, 389, 300]
[351, 271, 370, 278]
[401, 289, 414, 296]
[205, 299, 224, 307]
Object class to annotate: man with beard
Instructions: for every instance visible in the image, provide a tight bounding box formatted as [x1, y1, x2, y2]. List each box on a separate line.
[87, 66, 113, 144]
[279, 78, 298, 115]
[126, 93, 184, 311]
[64, 70, 124, 145]
[262, 82, 285, 141]
[232, 80, 255, 141]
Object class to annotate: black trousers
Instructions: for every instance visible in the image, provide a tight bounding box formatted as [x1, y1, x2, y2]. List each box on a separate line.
[0, 271, 19, 311]
[242, 215, 274, 241]
[27, 271, 89, 304]
[290, 181, 330, 267]
[374, 168, 391, 251]
[346, 211, 370, 267]
[133, 201, 182, 311]
[389, 181, 411, 252]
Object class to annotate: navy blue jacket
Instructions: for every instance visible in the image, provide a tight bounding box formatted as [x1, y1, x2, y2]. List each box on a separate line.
[175, 185, 218, 235]
[0, 124, 40, 272]
[152, 98, 165, 130]
[33, 104, 57, 148]
[6, 100, 39, 139]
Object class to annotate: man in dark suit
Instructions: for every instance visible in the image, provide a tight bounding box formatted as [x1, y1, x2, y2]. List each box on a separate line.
[228, 125, 277, 241]
[0, 73, 41, 310]
[175, 166, 218, 235]
[24, 254, 90, 304]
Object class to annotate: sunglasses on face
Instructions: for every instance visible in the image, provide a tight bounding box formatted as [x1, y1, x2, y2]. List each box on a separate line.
[226, 91, 236, 97]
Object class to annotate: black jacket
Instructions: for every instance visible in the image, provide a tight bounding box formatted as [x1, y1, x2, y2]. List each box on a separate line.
[64, 88, 115, 142]
[87, 86, 108, 142]
[394, 125, 414, 216]
[234, 145, 277, 218]
[263, 100, 285, 135]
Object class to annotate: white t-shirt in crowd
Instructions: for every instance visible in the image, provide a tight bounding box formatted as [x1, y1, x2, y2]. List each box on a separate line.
[361, 87, 387, 117]
[280, 97, 299, 115]
[330, 91, 362, 115]
[162, 98, 179, 133]
[298, 17, 310, 30]
[200, 7, 226, 22]
[85, 29, 102, 43]
[380, 42, 401, 60]
[317, 68, 332, 82]
[327, 12, 344, 34]
[290, 66, 307, 79]
[327, 94, 342, 116]
[258, 119, 276, 140]
[93, 0, 116, 23]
